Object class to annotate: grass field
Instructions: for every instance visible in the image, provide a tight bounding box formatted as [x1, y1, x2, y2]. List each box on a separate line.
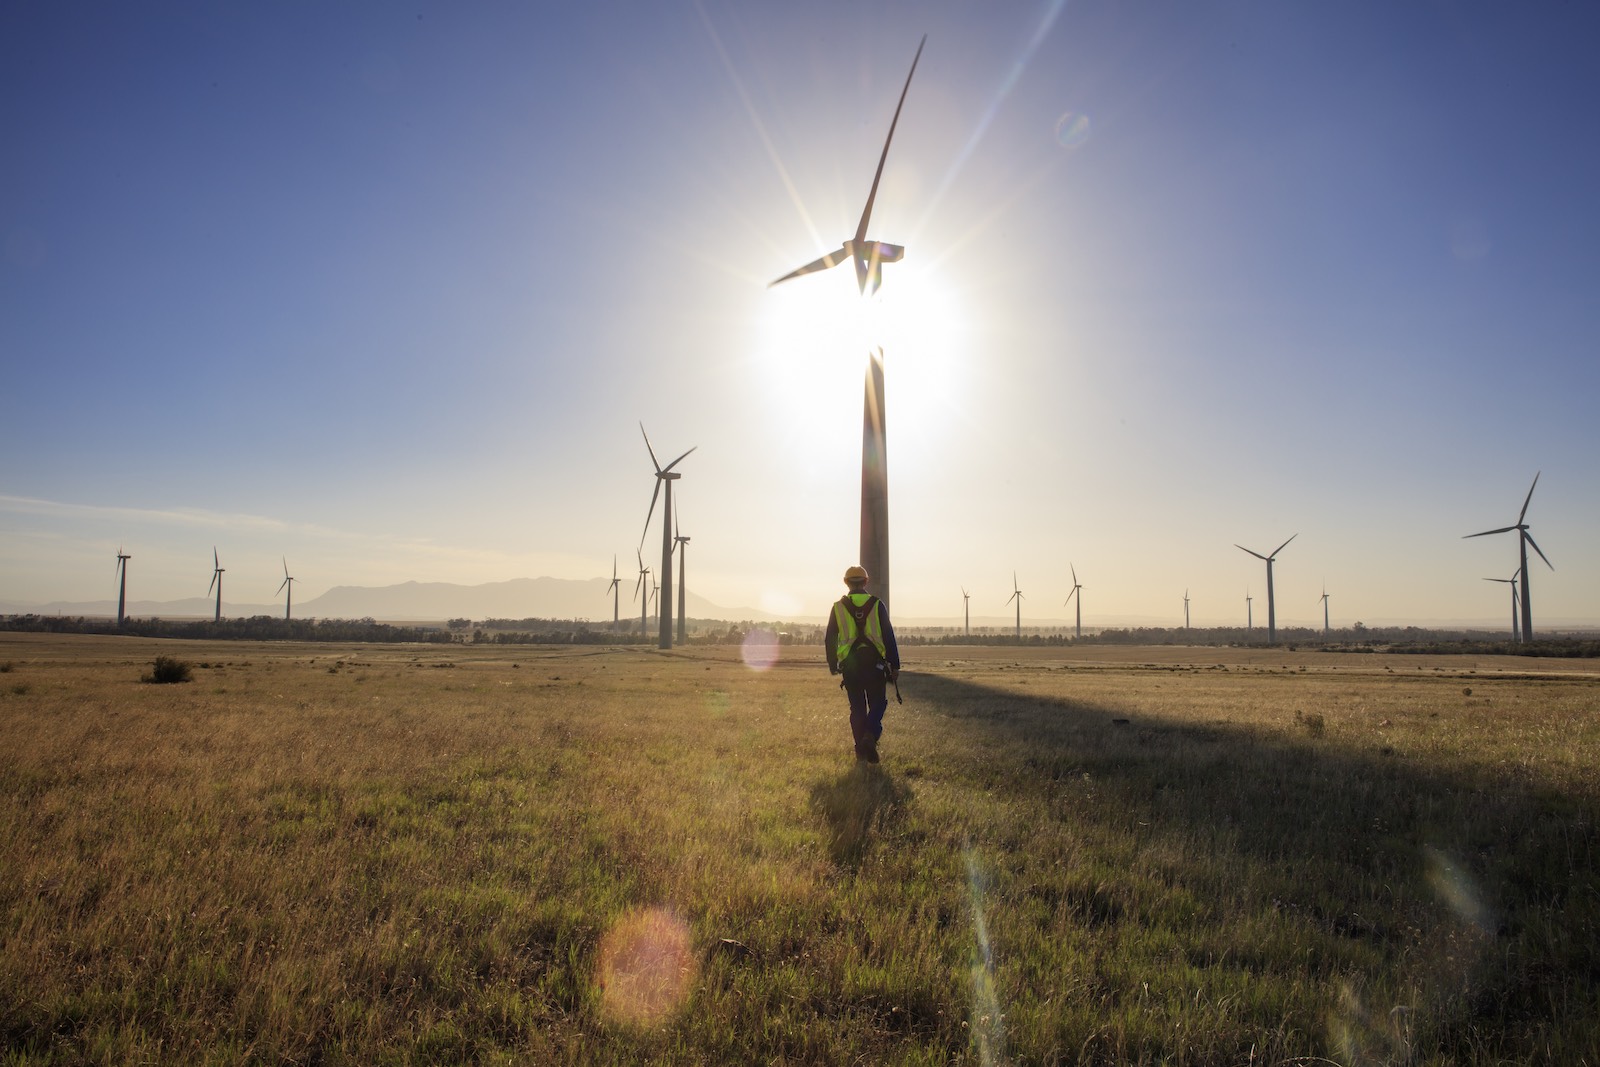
[2, 632, 1597, 1065]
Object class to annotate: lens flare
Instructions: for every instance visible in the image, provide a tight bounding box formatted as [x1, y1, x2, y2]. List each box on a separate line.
[1055, 112, 1091, 150]
[964, 846, 1007, 1065]
[740, 628, 780, 671]
[596, 906, 696, 1027]
[1425, 845, 1492, 930]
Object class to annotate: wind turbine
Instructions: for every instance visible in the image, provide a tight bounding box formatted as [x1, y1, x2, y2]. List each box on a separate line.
[961, 587, 970, 637]
[673, 518, 690, 645]
[1007, 573, 1023, 640]
[1484, 572, 1520, 642]
[1319, 586, 1330, 636]
[634, 551, 650, 639]
[1464, 472, 1552, 642]
[639, 424, 694, 650]
[1236, 535, 1296, 645]
[114, 547, 131, 626]
[208, 547, 225, 623]
[1183, 589, 1191, 630]
[1245, 589, 1253, 631]
[607, 555, 622, 630]
[769, 35, 927, 614]
[277, 558, 295, 620]
[1064, 564, 1083, 639]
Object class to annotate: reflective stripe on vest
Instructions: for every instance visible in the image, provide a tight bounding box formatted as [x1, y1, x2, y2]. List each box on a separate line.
[833, 593, 886, 663]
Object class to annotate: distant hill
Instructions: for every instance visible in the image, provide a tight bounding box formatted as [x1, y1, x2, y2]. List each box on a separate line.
[0, 577, 777, 624]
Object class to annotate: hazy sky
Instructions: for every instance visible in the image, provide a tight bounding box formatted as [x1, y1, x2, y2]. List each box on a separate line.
[4, 2, 1598, 628]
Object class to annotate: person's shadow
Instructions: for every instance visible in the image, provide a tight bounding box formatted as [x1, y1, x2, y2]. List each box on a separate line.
[810, 764, 913, 867]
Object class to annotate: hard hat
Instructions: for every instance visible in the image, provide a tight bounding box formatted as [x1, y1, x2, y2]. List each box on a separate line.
[843, 565, 869, 583]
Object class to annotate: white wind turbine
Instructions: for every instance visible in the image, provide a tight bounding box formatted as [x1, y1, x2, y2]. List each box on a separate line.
[1007, 573, 1023, 640]
[769, 36, 927, 614]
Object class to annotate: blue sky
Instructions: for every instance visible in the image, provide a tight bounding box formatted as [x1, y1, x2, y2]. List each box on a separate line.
[3, 2, 1597, 628]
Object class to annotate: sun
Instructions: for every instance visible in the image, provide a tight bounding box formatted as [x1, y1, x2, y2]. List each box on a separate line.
[753, 258, 971, 478]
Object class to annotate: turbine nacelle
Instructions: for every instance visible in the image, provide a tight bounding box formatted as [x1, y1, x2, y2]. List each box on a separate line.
[770, 239, 906, 296]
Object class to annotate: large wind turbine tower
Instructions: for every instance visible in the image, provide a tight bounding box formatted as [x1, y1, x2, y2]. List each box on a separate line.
[208, 548, 225, 623]
[634, 552, 650, 639]
[961, 587, 970, 637]
[114, 547, 131, 627]
[639, 424, 694, 650]
[769, 36, 927, 614]
[277, 558, 295, 621]
[1464, 473, 1552, 642]
[1065, 564, 1083, 639]
[607, 556, 622, 630]
[1236, 535, 1296, 644]
[1007, 573, 1024, 640]
[674, 520, 690, 645]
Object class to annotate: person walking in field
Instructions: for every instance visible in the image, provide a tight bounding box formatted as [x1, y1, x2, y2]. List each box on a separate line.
[825, 565, 901, 763]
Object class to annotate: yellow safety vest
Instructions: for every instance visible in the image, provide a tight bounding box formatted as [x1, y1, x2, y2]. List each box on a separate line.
[833, 593, 887, 664]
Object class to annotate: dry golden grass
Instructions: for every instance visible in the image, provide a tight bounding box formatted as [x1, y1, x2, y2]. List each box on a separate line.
[2, 632, 1597, 1064]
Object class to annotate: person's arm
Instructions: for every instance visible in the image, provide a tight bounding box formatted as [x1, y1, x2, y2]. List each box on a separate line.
[824, 607, 840, 673]
[881, 608, 900, 672]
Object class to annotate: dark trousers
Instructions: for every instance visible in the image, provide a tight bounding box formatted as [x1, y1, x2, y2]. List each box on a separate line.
[842, 662, 888, 744]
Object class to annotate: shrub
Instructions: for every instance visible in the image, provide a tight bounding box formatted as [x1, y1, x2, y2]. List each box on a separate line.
[144, 655, 193, 684]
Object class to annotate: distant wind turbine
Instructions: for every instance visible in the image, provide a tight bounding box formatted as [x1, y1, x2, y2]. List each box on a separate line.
[607, 555, 622, 630]
[1319, 585, 1330, 636]
[114, 547, 131, 627]
[673, 517, 690, 645]
[1464, 472, 1552, 642]
[277, 558, 295, 620]
[1007, 573, 1023, 640]
[634, 551, 650, 639]
[961, 587, 970, 637]
[208, 547, 225, 623]
[1484, 572, 1520, 642]
[1183, 589, 1191, 630]
[1245, 589, 1253, 631]
[769, 35, 927, 614]
[1236, 535, 1296, 644]
[639, 424, 694, 650]
[1064, 564, 1083, 639]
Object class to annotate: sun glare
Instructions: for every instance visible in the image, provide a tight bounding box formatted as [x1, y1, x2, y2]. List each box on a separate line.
[755, 261, 971, 479]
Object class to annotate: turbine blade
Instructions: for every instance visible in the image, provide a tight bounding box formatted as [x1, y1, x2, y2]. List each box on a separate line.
[769, 246, 849, 287]
[853, 34, 926, 245]
[213, 546, 219, 569]
[661, 446, 696, 474]
[1463, 526, 1516, 539]
[277, 577, 288, 595]
[1524, 531, 1554, 570]
[208, 572, 217, 596]
[1236, 544, 1268, 561]
[639, 423, 662, 473]
[1518, 471, 1540, 524]
[1064, 587, 1077, 605]
[1070, 563, 1078, 585]
[1271, 533, 1297, 558]
[640, 479, 662, 549]
[282, 556, 289, 578]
